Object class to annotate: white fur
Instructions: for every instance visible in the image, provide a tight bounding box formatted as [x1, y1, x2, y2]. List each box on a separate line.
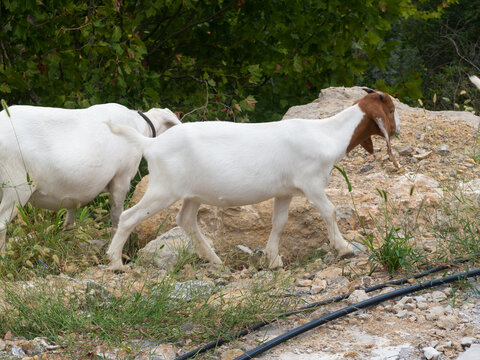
[106, 100, 400, 271]
[470, 75, 480, 90]
[0, 103, 180, 251]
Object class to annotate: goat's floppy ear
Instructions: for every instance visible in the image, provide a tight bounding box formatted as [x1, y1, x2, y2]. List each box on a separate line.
[372, 114, 399, 168]
[364, 94, 399, 168]
[360, 137, 374, 154]
[164, 118, 179, 129]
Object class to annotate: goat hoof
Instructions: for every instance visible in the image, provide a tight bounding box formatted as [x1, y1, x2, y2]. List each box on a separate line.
[337, 246, 355, 259]
[268, 256, 284, 269]
[107, 261, 129, 272]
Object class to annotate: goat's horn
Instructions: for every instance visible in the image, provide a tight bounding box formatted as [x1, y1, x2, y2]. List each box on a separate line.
[362, 87, 375, 94]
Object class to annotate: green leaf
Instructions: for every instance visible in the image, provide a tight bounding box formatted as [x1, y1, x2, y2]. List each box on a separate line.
[111, 26, 122, 42]
[334, 166, 352, 193]
[1, 99, 10, 116]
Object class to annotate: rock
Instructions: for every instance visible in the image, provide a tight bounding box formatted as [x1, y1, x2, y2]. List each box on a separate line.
[221, 348, 245, 360]
[315, 267, 343, 280]
[310, 279, 327, 294]
[460, 337, 476, 347]
[347, 290, 369, 304]
[436, 144, 451, 155]
[95, 346, 119, 360]
[10, 345, 26, 358]
[283, 86, 369, 120]
[423, 346, 441, 360]
[436, 314, 458, 330]
[436, 341, 452, 351]
[15, 338, 49, 356]
[149, 344, 177, 359]
[296, 279, 313, 287]
[137, 227, 193, 270]
[395, 309, 409, 318]
[426, 306, 445, 321]
[396, 144, 414, 156]
[460, 179, 480, 199]
[414, 150, 433, 160]
[431, 290, 447, 302]
[0, 339, 5, 351]
[404, 302, 416, 311]
[458, 344, 480, 360]
[168, 280, 214, 301]
[360, 163, 374, 173]
[417, 301, 429, 310]
[398, 296, 414, 306]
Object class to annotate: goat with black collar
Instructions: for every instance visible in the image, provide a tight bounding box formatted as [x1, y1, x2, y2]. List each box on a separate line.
[0, 103, 180, 251]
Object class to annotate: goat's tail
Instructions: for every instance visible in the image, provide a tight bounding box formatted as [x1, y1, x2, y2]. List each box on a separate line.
[469, 75, 480, 90]
[105, 121, 149, 152]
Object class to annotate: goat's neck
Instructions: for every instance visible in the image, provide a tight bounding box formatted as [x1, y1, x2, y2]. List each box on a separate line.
[317, 104, 365, 162]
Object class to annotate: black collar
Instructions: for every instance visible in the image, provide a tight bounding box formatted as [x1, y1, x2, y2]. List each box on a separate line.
[137, 110, 156, 137]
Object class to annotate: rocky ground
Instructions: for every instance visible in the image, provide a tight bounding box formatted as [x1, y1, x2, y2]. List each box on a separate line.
[1, 87, 480, 359]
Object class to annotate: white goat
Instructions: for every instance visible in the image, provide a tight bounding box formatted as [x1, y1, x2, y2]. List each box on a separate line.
[0, 103, 180, 251]
[106, 89, 400, 270]
[470, 75, 480, 90]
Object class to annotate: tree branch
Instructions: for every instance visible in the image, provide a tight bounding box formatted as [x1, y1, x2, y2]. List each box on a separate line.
[147, 0, 237, 55]
[443, 35, 480, 73]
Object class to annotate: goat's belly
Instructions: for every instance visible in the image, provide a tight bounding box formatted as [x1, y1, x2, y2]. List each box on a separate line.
[190, 187, 303, 207]
[30, 191, 89, 211]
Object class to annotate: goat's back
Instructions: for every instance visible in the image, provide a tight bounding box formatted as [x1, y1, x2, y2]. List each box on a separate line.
[144, 120, 337, 206]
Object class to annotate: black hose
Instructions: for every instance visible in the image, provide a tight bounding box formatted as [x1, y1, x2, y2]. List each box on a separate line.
[234, 267, 480, 360]
[173, 260, 463, 360]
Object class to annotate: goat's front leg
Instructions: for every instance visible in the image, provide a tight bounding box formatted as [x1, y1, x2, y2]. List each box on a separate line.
[176, 199, 222, 264]
[304, 188, 354, 258]
[265, 196, 292, 268]
[0, 186, 32, 251]
[64, 209, 76, 228]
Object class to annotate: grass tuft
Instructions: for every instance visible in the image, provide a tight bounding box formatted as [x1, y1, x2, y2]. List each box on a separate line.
[0, 203, 109, 280]
[0, 271, 295, 356]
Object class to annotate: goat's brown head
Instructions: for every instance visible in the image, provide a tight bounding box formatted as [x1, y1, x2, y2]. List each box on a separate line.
[347, 88, 401, 168]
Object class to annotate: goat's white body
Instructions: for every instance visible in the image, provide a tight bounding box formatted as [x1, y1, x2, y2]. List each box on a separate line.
[0, 103, 180, 251]
[107, 105, 372, 270]
[146, 107, 363, 206]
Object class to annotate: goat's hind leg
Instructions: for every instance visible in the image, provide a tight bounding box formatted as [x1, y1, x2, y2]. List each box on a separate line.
[265, 196, 292, 268]
[176, 199, 222, 265]
[106, 187, 177, 271]
[304, 187, 354, 258]
[107, 175, 132, 229]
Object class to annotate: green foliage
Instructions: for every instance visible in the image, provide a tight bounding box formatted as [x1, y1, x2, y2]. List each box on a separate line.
[367, 0, 480, 110]
[361, 225, 421, 275]
[432, 185, 480, 261]
[0, 203, 108, 280]
[360, 188, 426, 275]
[0, 0, 444, 122]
